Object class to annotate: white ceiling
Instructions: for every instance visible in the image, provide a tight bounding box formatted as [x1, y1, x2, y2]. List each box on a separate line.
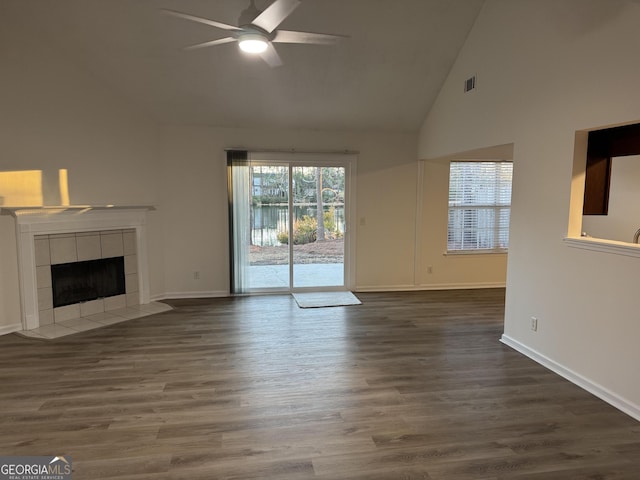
[4, 0, 485, 132]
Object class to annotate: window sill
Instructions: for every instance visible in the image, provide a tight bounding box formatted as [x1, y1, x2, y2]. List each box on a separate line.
[444, 249, 508, 256]
[563, 236, 640, 258]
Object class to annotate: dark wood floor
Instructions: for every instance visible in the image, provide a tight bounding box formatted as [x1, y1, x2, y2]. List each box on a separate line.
[0, 289, 638, 479]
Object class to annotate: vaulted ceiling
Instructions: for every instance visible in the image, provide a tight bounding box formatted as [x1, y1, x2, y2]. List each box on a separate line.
[3, 0, 485, 132]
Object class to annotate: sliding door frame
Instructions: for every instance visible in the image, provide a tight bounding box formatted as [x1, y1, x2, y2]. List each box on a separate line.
[228, 150, 357, 294]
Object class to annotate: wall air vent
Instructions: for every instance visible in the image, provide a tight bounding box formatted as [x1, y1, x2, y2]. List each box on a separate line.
[464, 75, 476, 93]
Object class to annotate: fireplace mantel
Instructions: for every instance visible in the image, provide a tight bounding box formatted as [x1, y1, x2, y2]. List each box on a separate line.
[3, 205, 155, 330]
[1, 204, 155, 219]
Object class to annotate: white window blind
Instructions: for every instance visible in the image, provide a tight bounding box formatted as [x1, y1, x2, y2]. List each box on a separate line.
[448, 161, 513, 252]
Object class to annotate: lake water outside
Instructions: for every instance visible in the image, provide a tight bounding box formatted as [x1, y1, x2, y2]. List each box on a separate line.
[251, 205, 345, 247]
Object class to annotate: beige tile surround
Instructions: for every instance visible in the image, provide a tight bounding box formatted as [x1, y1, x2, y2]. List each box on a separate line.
[34, 229, 139, 326]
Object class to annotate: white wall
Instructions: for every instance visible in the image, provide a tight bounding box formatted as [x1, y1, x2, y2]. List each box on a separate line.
[582, 155, 640, 242]
[419, 0, 640, 417]
[0, 11, 162, 330]
[157, 126, 419, 296]
[156, 123, 510, 297]
[0, 25, 159, 207]
[0, 216, 21, 334]
[416, 143, 513, 289]
[417, 159, 508, 288]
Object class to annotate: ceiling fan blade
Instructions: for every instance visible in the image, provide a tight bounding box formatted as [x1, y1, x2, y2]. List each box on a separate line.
[258, 44, 283, 67]
[273, 30, 348, 45]
[184, 37, 236, 51]
[161, 9, 241, 31]
[252, 0, 300, 33]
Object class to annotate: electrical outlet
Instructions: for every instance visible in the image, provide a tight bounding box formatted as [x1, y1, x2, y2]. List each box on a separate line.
[530, 316, 538, 332]
[194, 271, 200, 280]
[427, 265, 433, 274]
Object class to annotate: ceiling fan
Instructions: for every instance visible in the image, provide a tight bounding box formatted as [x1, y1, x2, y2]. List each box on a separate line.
[162, 0, 348, 67]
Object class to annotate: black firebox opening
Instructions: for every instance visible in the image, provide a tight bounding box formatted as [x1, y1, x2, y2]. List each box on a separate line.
[51, 257, 126, 308]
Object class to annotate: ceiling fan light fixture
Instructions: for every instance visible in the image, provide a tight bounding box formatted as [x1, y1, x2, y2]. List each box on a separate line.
[164, 0, 347, 67]
[238, 34, 269, 53]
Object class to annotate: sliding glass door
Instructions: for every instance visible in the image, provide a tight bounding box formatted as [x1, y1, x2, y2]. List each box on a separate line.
[292, 166, 345, 288]
[228, 152, 352, 294]
[248, 163, 290, 290]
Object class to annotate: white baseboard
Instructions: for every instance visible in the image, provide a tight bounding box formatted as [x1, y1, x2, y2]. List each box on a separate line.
[500, 334, 640, 422]
[355, 284, 417, 292]
[153, 284, 505, 298]
[0, 323, 23, 336]
[355, 282, 505, 293]
[151, 291, 229, 301]
[418, 282, 506, 290]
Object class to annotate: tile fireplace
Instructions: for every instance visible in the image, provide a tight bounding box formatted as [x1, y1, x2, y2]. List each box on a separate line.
[2, 206, 154, 331]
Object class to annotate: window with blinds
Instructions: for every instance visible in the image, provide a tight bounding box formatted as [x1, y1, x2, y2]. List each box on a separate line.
[448, 161, 513, 252]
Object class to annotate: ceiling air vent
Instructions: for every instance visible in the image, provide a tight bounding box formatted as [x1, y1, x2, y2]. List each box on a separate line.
[464, 75, 476, 93]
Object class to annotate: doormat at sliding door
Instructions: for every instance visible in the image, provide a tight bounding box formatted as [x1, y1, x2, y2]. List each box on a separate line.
[292, 291, 362, 308]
